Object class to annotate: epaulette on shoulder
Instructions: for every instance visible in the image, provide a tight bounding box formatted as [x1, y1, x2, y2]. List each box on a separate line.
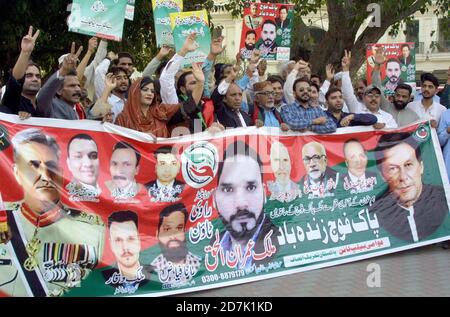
[66, 208, 104, 227]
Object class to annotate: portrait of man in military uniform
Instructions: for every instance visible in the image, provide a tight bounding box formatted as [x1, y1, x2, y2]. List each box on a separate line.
[104, 142, 146, 203]
[65, 134, 101, 202]
[102, 210, 152, 296]
[151, 203, 200, 289]
[145, 146, 185, 203]
[0, 128, 104, 297]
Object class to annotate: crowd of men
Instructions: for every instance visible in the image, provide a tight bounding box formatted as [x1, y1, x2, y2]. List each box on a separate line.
[0, 26, 450, 178]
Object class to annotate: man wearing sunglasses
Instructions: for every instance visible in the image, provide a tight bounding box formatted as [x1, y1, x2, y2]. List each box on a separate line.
[252, 81, 288, 129]
[281, 78, 337, 134]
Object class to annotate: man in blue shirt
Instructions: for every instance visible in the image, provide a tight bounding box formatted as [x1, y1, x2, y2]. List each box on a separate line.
[281, 78, 337, 134]
[325, 87, 378, 128]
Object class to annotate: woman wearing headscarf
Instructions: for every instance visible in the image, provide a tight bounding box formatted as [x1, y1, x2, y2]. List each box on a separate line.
[116, 63, 205, 138]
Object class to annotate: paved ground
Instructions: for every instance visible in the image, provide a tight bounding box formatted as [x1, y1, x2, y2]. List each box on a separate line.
[181, 244, 450, 297]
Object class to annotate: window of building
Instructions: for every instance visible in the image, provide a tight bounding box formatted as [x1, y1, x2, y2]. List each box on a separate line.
[405, 20, 421, 53]
[438, 18, 450, 53]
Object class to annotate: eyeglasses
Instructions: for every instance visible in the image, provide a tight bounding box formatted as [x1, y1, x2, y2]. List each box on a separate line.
[257, 91, 275, 96]
[365, 93, 380, 98]
[298, 88, 312, 92]
[303, 154, 325, 164]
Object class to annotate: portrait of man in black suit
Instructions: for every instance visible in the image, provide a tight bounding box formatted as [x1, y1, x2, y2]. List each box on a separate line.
[300, 141, 339, 198]
[275, 6, 291, 30]
[341, 139, 378, 194]
[369, 132, 448, 242]
[145, 146, 185, 203]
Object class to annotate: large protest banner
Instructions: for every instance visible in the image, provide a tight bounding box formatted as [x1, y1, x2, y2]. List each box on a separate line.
[170, 10, 211, 67]
[0, 112, 449, 297]
[366, 42, 416, 96]
[68, 0, 128, 41]
[239, 2, 294, 61]
[152, 0, 183, 47]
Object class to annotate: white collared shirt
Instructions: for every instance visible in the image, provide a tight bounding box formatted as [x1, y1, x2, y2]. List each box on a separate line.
[348, 171, 367, 191]
[361, 108, 398, 128]
[108, 94, 126, 123]
[156, 179, 175, 190]
[399, 205, 419, 242]
[406, 100, 447, 124]
[81, 182, 102, 196]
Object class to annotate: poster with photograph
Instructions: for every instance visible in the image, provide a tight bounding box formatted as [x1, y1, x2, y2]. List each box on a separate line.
[366, 42, 416, 96]
[239, 2, 294, 61]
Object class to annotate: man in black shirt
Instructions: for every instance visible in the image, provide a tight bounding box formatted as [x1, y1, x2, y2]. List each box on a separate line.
[0, 26, 41, 116]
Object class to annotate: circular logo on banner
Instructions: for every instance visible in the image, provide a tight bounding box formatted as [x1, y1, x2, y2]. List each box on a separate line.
[0, 125, 10, 151]
[414, 124, 430, 142]
[182, 141, 219, 189]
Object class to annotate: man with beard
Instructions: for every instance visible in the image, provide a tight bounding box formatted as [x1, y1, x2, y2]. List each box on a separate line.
[382, 58, 404, 95]
[257, 20, 278, 57]
[300, 141, 339, 199]
[105, 142, 146, 203]
[0, 128, 104, 297]
[370, 46, 419, 126]
[342, 50, 398, 129]
[369, 132, 448, 242]
[281, 78, 337, 133]
[213, 141, 279, 270]
[90, 66, 130, 123]
[151, 203, 200, 288]
[240, 30, 257, 60]
[0, 26, 42, 116]
[407, 73, 446, 128]
[102, 210, 151, 295]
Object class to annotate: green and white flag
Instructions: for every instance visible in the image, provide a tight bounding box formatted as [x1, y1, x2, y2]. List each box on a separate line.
[152, 0, 183, 47]
[170, 10, 211, 67]
[68, 0, 127, 41]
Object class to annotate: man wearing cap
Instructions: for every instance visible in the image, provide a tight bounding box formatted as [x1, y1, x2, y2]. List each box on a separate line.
[341, 50, 398, 129]
[0, 128, 104, 297]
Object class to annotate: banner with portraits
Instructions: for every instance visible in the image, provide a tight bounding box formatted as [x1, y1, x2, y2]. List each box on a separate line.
[68, 0, 128, 42]
[366, 42, 416, 96]
[152, 0, 183, 47]
[0, 113, 449, 297]
[239, 2, 294, 61]
[170, 10, 211, 68]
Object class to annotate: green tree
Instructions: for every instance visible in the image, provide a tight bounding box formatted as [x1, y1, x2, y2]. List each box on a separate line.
[0, 0, 214, 81]
[224, 0, 449, 78]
